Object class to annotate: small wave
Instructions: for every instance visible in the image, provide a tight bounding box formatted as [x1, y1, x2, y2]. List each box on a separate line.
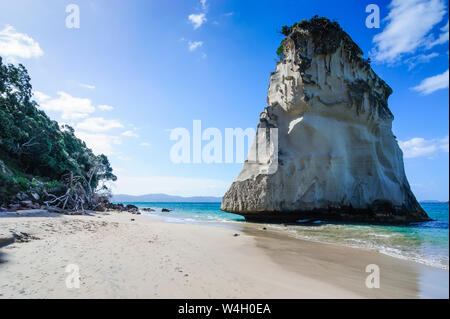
[296, 219, 312, 223]
[267, 224, 449, 270]
[367, 233, 393, 238]
[296, 219, 323, 224]
[377, 247, 449, 270]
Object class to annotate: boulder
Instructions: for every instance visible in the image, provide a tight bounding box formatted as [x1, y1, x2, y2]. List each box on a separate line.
[105, 203, 127, 212]
[20, 200, 33, 209]
[125, 204, 138, 211]
[161, 208, 172, 213]
[95, 204, 107, 212]
[7, 203, 20, 211]
[221, 17, 429, 224]
[31, 202, 40, 209]
[15, 193, 28, 201]
[30, 192, 40, 201]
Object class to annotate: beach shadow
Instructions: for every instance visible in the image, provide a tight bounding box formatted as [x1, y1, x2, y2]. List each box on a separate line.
[0, 235, 15, 250]
[0, 251, 8, 264]
[0, 210, 63, 218]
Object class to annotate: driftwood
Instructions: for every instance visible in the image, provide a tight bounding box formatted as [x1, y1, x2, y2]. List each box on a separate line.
[43, 161, 109, 212]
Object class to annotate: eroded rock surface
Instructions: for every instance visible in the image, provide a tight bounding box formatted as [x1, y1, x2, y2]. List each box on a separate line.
[221, 17, 428, 223]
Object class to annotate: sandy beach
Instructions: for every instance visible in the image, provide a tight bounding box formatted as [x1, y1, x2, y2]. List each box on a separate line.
[0, 210, 448, 299]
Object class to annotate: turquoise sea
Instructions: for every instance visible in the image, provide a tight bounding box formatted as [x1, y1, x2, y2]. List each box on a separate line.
[121, 202, 449, 270]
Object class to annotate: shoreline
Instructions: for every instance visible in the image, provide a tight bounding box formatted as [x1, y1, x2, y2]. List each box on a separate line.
[0, 210, 448, 298]
[137, 208, 449, 271]
[249, 222, 449, 271]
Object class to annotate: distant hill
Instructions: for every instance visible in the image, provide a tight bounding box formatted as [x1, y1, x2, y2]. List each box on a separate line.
[112, 193, 222, 203]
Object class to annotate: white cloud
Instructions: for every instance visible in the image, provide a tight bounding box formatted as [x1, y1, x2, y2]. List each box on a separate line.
[122, 130, 139, 138]
[116, 154, 132, 161]
[180, 38, 205, 53]
[371, 0, 447, 63]
[79, 83, 95, 90]
[39, 91, 96, 120]
[113, 167, 125, 173]
[98, 104, 114, 111]
[412, 69, 449, 94]
[76, 117, 123, 132]
[404, 52, 439, 69]
[399, 135, 449, 158]
[33, 90, 125, 156]
[112, 175, 230, 197]
[200, 0, 207, 10]
[440, 135, 450, 152]
[189, 13, 207, 29]
[140, 142, 150, 147]
[33, 91, 50, 103]
[0, 25, 43, 61]
[188, 41, 203, 51]
[223, 12, 234, 17]
[426, 20, 449, 48]
[75, 131, 122, 156]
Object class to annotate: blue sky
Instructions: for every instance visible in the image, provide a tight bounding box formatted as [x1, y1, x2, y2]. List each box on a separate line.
[0, 0, 448, 200]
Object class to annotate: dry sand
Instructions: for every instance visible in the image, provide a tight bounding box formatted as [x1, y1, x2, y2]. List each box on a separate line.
[0, 210, 448, 299]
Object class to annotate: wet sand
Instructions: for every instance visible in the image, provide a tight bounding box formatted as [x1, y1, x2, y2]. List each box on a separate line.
[241, 224, 448, 298]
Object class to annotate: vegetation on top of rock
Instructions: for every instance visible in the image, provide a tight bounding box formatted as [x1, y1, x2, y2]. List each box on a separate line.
[276, 43, 285, 61]
[0, 56, 117, 209]
[277, 15, 366, 64]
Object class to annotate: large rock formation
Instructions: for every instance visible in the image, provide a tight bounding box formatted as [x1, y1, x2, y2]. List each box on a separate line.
[221, 17, 429, 223]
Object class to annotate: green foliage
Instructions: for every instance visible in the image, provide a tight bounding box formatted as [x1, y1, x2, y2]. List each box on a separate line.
[280, 25, 291, 36]
[0, 57, 117, 203]
[0, 172, 21, 200]
[276, 42, 285, 61]
[14, 176, 30, 190]
[44, 179, 63, 190]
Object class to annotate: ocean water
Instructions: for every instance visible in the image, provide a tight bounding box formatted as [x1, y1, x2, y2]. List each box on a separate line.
[122, 202, 449, 270]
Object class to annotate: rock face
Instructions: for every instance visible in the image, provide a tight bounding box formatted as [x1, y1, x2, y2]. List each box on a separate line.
[221, 17, 429, 223]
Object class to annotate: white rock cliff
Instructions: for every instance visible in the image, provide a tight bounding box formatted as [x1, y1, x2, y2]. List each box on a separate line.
[221, 17, 428, 223]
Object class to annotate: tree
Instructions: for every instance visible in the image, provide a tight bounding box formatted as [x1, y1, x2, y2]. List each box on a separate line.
[0, 56, 117, 209]
[280, 25, 291, 36]
[276, 43, 285, 61]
